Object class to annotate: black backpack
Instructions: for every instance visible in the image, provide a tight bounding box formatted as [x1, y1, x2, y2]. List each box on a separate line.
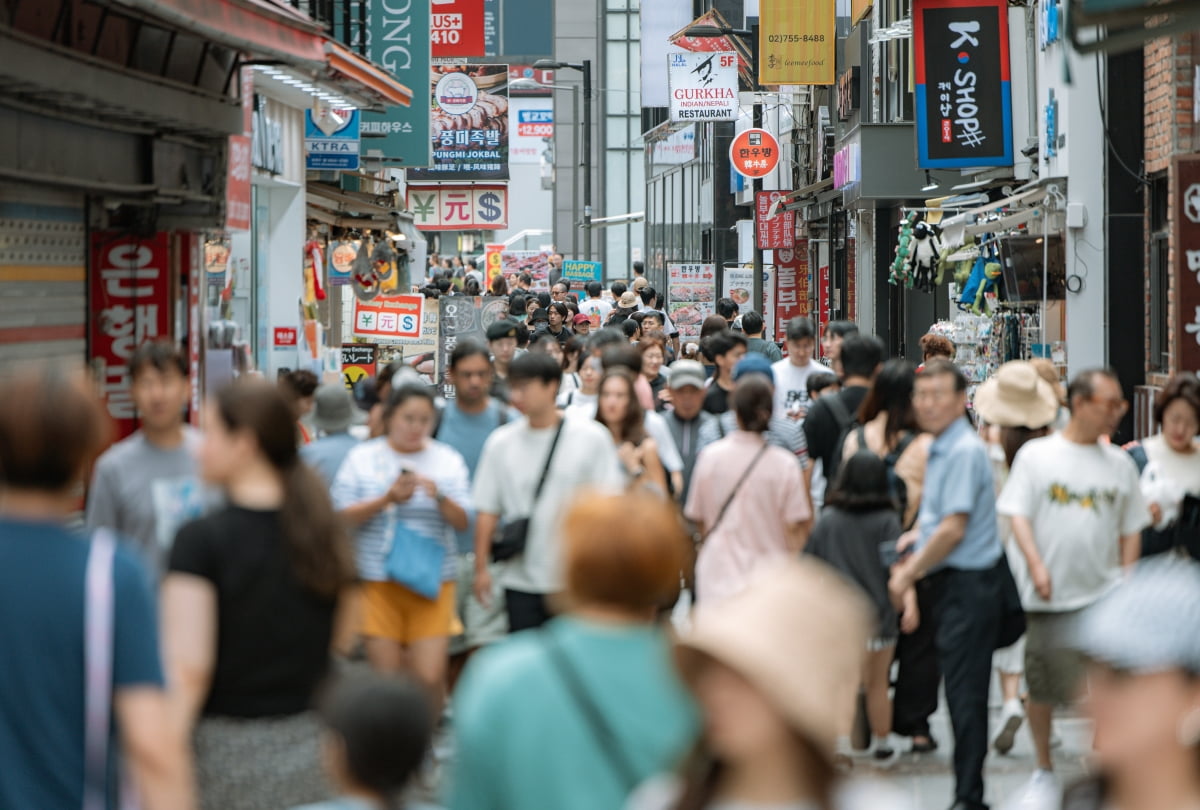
[855, 425, 918, 528]
[823, 394, 859, 481]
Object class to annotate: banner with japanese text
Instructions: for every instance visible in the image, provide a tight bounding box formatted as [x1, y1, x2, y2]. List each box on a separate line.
[756, 191, 796, 250]
[408, 64, 510, 181]
[89, 232, 173, 438]
[914, 0, 1013, 168]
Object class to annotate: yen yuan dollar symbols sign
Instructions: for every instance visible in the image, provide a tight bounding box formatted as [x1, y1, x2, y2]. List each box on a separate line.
[730, 128, 781, 179]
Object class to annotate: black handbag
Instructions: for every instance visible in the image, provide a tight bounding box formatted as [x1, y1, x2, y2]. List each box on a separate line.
[994, 552, 1027, 650]
[491, 418, 565, 562]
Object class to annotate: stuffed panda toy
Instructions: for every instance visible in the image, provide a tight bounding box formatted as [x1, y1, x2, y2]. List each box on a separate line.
[910, 221, 942, 293]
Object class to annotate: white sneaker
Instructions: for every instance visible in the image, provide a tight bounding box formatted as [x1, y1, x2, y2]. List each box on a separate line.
[1006, 770, 1060, 810]
[993, 699, 1025, 755]
[870, 735, 900, 769]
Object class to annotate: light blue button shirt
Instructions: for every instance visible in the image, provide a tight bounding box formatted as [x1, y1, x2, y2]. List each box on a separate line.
[917, 417, 1002, 571]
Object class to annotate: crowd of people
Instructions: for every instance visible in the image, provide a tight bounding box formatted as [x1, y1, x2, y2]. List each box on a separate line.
[4, 286, 1200, 810]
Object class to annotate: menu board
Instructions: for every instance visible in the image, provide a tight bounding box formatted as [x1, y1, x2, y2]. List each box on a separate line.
[667, 262, 716, 340]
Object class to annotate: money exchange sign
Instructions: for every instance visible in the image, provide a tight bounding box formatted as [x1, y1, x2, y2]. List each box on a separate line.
[406, 185, 508, 230]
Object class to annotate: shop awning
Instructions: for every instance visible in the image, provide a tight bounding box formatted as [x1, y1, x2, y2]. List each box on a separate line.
[111, 0, 327, 68]
[323, 41, 413, 110]
[307, 180, 408, 230]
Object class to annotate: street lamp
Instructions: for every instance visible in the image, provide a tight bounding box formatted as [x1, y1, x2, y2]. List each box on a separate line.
[533, 59, 593, 260]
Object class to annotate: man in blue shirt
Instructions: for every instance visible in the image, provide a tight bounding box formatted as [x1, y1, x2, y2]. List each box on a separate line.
[890, 358, 1003, 810]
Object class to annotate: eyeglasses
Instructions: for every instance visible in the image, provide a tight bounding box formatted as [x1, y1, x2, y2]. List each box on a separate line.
[1089, 396, 1128, 413]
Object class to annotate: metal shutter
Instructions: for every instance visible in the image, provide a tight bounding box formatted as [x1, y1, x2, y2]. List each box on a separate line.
[0, 195, 86, 369]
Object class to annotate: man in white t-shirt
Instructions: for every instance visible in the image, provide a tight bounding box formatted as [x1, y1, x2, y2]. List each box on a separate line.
[771, 316, 820, 421]
[472, 352, 623, 632]
[577, 280, 613, 328]
[996, 368, 1148, 808]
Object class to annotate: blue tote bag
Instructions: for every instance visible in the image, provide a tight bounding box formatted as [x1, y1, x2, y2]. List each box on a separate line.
[385, 521, 445, 600]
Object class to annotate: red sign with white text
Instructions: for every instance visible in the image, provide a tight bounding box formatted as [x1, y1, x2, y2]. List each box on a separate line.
[730, 128, 781, 179]
[818, 264, 831, 352]
[774, 241, 810, 339]
[226, 135, 252, 231]
[90, 233, 173, 439]
[756, 191, 796, 250]
[431, 0, 485, 58]
[273, 327, 298, 347]
[353, 295, 425, 339]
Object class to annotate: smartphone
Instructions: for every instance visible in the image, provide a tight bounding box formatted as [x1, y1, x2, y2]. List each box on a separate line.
[879, 539, 913, 568]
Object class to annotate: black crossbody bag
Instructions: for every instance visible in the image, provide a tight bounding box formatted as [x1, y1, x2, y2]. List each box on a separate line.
[491, 418, 565, 562]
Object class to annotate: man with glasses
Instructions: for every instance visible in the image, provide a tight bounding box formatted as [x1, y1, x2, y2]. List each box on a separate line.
[550, 282, 570, 303]
[995, 368, 1148, 810]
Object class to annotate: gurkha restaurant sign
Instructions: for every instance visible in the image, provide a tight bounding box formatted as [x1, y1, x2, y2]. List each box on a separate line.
[913, 0, 1013, 169]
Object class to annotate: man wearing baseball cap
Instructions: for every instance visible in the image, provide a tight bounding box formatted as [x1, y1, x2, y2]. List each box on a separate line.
[661, 359, 718, 505]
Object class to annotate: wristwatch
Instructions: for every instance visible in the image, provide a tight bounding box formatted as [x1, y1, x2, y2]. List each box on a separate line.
[435, 490, 448, 504]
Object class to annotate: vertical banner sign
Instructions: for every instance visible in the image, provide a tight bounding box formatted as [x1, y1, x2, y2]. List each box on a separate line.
[667, 262, 717, 340]
[431, 0, 486, 58]
[759, 0, 836, 86]
[437, 296, 510, 397]
[362, 0, 431, 166]
[913, 0, 1013, 168]
[340, 344, 379, 390]
[1174, 156, 1200, 371]
[668, 52, 739, 122]
[756, 191, 796, 249]
[484, 243, 504, 284]
[90, 233, 172, 439]
[185, 234, 203, 426]
[817, 264, 832, 347]
[774, 242, 811, 339]
[408, 64, 510, 181]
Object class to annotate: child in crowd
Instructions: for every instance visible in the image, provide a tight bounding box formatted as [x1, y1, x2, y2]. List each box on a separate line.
[806, 451, 918, 765]
[292, 674, 439, 810]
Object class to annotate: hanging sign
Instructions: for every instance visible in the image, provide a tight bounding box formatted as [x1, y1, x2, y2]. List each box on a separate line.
[353, 294, 425, 339]
[756, 191, 796, 250]
[406, 185, 509, 230]
[305, 107, 361, 171]
[437, 295, 510, 398]
[914, 0, 1014, 168]
[759, 0, 836, 86]
[407, 64, 510, 182]
[729, 128, 781, 179]
[341, 344, 378, 390]
[431, 0, 486, 58]
[722, 266, 755, 310]
[668, 51, 739, 122]
[667, 262, 717, 340]
[561, 260, 603, 284]
[361, 0, 431, 166]
[774, 242, 811, 338]
[484, 243, 505, 283]
[89, 232, 172, 439]
[1175, 156, 1200, 371]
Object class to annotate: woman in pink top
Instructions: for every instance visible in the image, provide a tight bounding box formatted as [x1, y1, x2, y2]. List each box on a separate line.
[685, 376, 812, 604]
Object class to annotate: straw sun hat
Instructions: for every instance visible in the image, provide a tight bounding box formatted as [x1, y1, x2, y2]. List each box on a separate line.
[673, 559, 871, 756]
[973, 360, 1060, 429]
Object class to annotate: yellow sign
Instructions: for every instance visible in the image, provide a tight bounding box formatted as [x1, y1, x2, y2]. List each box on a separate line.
[759, 0, 836, 86]
[851, 0, 873, 25]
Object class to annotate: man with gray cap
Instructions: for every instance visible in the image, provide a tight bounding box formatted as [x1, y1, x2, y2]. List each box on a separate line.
[301, 383, 361, 485]
[661, 359, 718, 504]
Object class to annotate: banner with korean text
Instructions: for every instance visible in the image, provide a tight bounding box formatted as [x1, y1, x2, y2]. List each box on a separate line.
[667, 262, 716, 340]
[913, 0, 1013, 168]
[774, 241, 810, 340]
[408, 64, 510, 181]
[90, 232, 172, 438]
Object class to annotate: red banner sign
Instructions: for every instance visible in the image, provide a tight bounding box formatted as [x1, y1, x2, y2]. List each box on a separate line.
[273, 327, 298, 347]
[1175, 156, 1200, 371]
[431, 0, 486, 58]
[818, 264, 831, 351]
[90, 232, 173, 439]
[756, 191, 795, 250]
[774, 241, 810, 339]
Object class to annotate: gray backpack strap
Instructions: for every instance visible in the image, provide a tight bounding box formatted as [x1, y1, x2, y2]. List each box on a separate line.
[84, 530, 117, 810]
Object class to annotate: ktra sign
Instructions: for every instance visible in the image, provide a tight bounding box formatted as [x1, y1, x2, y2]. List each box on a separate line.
[406, 184, 508, 230]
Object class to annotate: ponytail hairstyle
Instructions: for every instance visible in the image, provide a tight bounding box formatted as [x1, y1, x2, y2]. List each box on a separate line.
[214, 381, 354, 598]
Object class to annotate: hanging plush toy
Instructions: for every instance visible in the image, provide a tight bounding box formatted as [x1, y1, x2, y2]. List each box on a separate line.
[302, 239, 327, 305]
[890, 211, 918, 287]
[909, 221, 942, 293]
[372, 239, 398, 293]
[352, 236, 382, 302]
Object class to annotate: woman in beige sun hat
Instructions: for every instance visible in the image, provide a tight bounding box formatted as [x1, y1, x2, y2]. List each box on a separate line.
[972, 360, 1062, 756]
[627, 559, 912, 810]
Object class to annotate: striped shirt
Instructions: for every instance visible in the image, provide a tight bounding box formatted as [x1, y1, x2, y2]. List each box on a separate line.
[331, 438, 473, 582]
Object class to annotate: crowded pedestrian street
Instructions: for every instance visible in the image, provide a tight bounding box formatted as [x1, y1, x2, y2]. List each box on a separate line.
[5, 2, 1200, 810]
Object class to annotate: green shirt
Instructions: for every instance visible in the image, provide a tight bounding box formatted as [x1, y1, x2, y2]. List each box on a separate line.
[448, 616, 699, 810]
[746, 336, 784, 362]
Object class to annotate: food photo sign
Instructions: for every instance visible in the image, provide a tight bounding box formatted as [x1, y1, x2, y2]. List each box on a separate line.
[408, 63, 510, 181]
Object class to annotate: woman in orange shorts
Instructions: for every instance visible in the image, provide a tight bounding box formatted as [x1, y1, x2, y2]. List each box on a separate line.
[334, 385, 472, 698]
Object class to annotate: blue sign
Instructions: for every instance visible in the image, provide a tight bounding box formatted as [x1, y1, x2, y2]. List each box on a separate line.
[305, 109, 361, 171]
[562, 260, 602, 283]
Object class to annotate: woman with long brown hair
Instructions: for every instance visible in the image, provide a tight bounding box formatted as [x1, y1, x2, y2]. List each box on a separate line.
[162, 379, 356, 810]
[596, 369, 668, 495]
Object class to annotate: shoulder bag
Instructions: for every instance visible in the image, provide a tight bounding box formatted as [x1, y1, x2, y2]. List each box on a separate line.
[542, 629, 641, 793]
[700, 443, 769, 544]
[491, 418, 565, 562]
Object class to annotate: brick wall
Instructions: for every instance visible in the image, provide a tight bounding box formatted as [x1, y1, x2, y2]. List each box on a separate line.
[1144, 33, 1196, 379]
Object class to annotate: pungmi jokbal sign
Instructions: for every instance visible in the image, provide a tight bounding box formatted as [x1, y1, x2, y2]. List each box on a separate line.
[913, 0, 1014, 168]
[668, 51, 739, 122]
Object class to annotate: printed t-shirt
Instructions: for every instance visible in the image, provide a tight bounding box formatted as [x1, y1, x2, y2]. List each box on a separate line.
[996, 432, 1149, 611]
[578, 298, 613, 328]
[771, 358, 820, 419]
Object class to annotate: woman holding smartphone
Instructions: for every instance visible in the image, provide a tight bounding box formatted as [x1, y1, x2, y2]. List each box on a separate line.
[334, 383, 472, 703]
